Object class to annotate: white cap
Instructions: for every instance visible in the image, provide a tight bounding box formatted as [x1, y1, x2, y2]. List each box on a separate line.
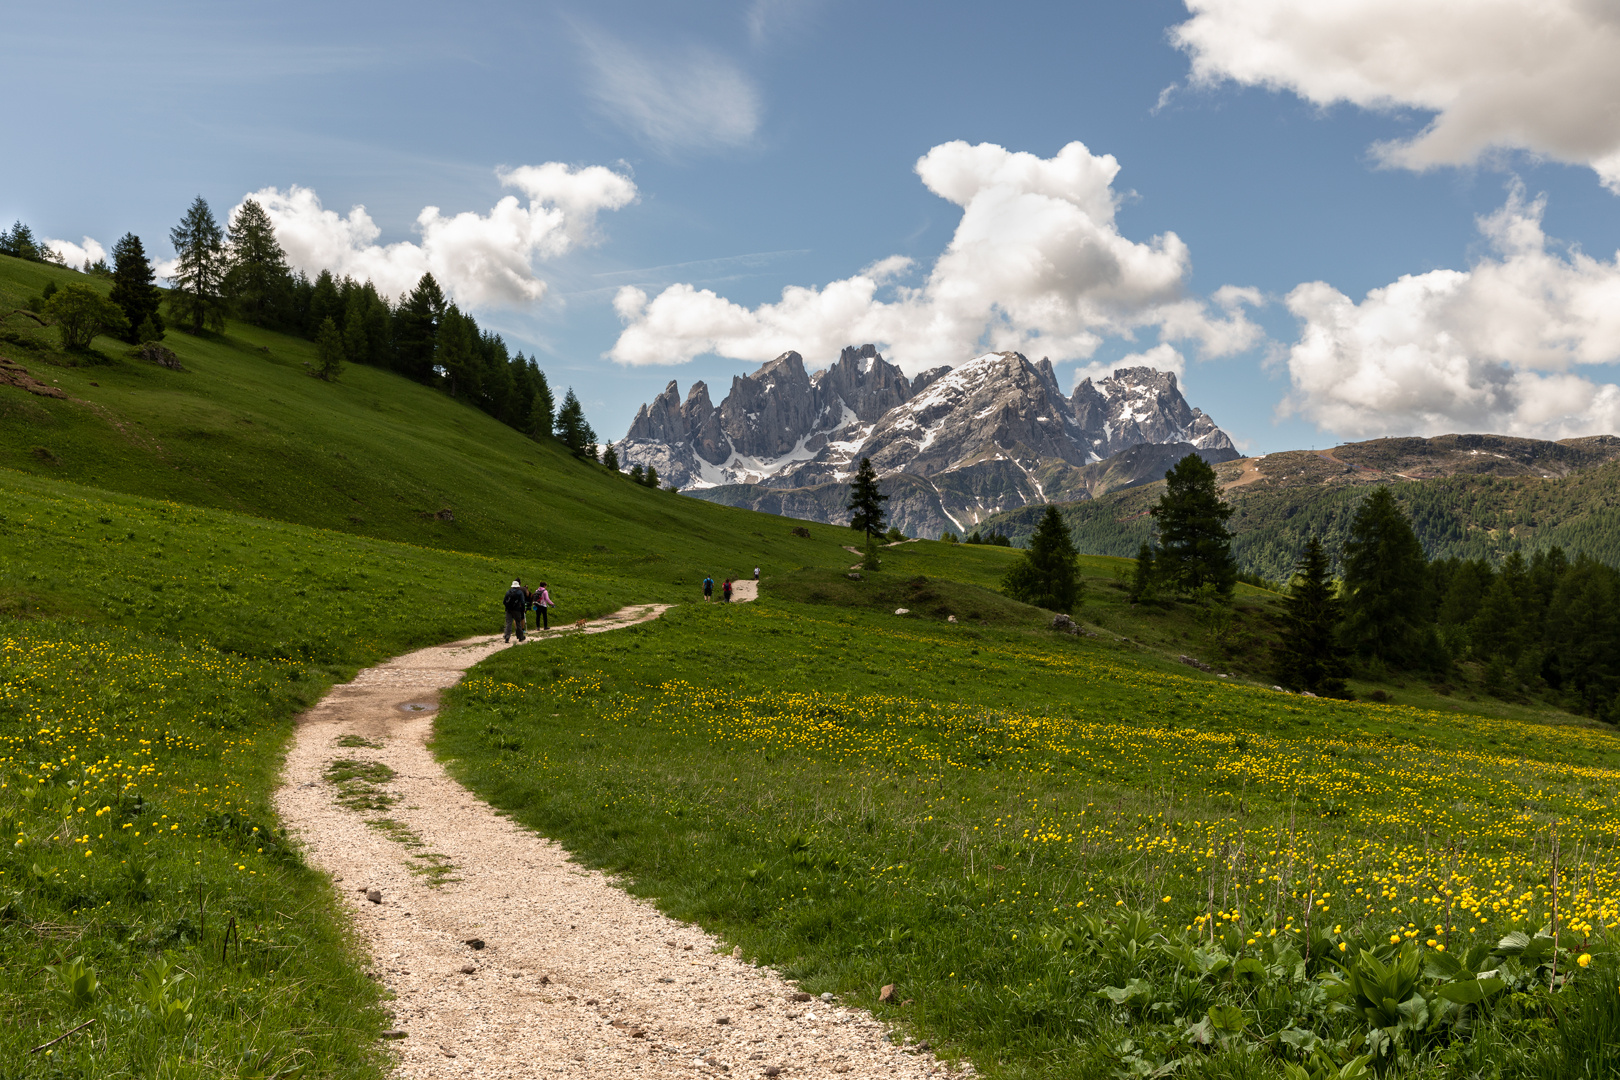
[511, 580, 521, 588]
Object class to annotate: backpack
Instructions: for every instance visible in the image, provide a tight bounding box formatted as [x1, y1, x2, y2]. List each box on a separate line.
[503, 586, 528, 612]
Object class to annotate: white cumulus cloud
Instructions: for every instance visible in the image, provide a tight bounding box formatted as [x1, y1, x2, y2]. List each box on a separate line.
[243, 163, 636, 308]
[1072, 343, 1187, 392]
[609, 140, 1261, 370]
[1282, 185, 1620, 438]
[45, 235, 106, 269]
[1172, 0, 1620, 191]
[578, 27, 762, 155]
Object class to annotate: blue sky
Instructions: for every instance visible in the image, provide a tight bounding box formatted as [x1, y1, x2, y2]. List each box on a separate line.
[8, 0, 1620, 454]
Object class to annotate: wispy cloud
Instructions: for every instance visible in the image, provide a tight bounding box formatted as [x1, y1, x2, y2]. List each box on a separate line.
[745, 0, 815, 48]
[576, 24, 762, 156]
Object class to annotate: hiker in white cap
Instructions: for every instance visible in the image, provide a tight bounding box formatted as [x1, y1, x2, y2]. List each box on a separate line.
[502, 580, 529, 643]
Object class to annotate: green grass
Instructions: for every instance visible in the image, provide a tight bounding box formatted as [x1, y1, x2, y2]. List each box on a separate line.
[434, 597, 1620, 1079]
[0, 466, 653, 1076]
[0, 253, 862, 581]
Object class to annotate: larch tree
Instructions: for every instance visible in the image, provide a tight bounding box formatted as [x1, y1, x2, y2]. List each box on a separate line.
[167, 196, 227, 333]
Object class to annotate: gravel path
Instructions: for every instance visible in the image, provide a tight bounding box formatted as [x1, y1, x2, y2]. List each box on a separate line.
[276, 604, 952, 1079]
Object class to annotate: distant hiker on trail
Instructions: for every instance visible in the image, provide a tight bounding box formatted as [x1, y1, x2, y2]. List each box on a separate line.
[722, 579, 733, 603]
[502, 580, 528, 643]
[703, 576, 714, 601]
[753, 566, 760, 581]
[532, 582, 553, 630]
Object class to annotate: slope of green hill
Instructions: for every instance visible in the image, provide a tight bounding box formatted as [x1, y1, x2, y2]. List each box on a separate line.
[0, 254, 848, 584]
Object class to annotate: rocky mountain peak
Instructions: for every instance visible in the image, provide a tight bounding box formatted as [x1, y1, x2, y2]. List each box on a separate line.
[615, 344, 1237, 534]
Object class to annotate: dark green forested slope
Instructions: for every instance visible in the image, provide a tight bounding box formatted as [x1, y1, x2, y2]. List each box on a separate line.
[984, 464, 1620, 579]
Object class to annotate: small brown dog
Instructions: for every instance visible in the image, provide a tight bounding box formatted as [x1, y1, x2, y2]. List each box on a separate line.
[574, 618, 588, 629]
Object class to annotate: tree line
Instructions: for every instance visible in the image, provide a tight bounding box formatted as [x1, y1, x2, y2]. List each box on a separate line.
[1122, 455, 1620, 719]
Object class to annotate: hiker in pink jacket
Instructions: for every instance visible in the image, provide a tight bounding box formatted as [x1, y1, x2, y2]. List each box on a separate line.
[532, 582, 554, 630]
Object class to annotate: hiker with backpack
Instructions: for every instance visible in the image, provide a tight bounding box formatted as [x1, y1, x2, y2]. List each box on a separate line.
[502, 580, 528, 643]
[532, 581, 553, 630]
[703, 576, 714, 601]
[722, 579, 733, 603]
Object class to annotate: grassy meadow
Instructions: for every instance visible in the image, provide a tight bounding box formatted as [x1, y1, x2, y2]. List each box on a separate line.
[6, 251, 1620, 1077]
[435, 596, 1620, 1078]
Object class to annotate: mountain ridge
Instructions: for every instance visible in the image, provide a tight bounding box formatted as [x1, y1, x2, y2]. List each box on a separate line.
[617, 345, 1237, 535]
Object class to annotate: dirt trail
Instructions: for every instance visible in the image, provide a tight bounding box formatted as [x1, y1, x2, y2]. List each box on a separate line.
[277, 604, 945, 1079]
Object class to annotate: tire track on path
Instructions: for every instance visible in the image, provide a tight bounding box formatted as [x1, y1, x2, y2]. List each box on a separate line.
[277, 604, 952, 1079]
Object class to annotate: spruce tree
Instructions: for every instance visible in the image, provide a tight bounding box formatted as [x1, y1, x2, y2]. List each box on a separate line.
[1150, 454, 1236, 596]
[529, 364, 555, 439]
[1274, 536, 1350, 696]
[846, 457, 888, 538]
[108, 233, 163, 343]
[434, 306, 480, 398]
[167, 196, 227, 333]
[1130, 541, 1158, 602]
[644, 464, 659, 488]
[1001, 505, 1082, 613]
[342, 289, 370, 366]
[1, 221, 42, 261]
[306, 270, 343, 337]
[393, 273, 445, 381]
[314, 316, 345, 380]
[1340, 487, 1428, 666]
[629, 463, 645, 484]
[554, 388, 595, 458]
[603, 444, 621, 472]
[224, 198, 291, 326]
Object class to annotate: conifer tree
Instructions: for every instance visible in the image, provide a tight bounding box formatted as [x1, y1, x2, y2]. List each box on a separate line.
[1, 221, 42, 261]
[314, 316, 345, 380]
[602, 444, 621, 472]
[1130, 541, 1158, 602]
[1150, 454, 1236, 596]
[224, 198, 290, 326]
[644, 464, 659, 488]
[1002, 505, 1082, 613]
[167, 196, 227, 333]
[434, 306, 480, 398]
[846, 457, 888, 539]
[393, 273, 445, 381]
[529, 364, 556, 439]
[341, 289, 371, 366]
[1340, 487, 1429, 666]
[306, 270, 343, 337]
[108, 233, 163, 343]
[554, 388, 596, 459]
[629, 463, 645, 484]
[1274, 536, 1350, 696]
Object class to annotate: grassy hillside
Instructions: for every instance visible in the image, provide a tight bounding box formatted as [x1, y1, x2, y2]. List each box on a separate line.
[0, 254, 850, 583]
